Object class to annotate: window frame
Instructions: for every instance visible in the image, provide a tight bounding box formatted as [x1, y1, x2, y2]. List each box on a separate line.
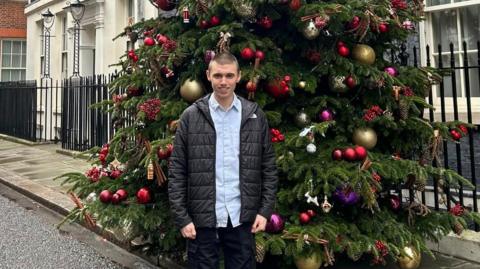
[0, 39, 27, 81]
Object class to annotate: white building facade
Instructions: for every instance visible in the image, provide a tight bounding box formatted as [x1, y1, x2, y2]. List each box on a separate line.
[25, 0, 158, 80]
[419, 0, 480, 123]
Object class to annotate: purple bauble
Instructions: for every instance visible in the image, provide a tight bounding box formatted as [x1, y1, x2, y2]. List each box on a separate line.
[389, 195, 401, 210]
[204, 50, 216, 64]
[334, 188, 360, 205]
[265, 213, 285, 233]
[384, 66, 398, 77]
[319, 109, 334, 122]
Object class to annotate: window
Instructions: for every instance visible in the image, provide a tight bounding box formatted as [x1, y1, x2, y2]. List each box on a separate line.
[62, 16, 68, 51]
[62, 16, 68, 78]
[1, 40, 27, 81]
[425, 3, 480, 97]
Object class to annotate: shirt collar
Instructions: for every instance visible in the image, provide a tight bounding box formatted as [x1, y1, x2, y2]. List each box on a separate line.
[209, 93, 240, 112]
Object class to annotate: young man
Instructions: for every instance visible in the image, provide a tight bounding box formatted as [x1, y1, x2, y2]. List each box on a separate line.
[168, 52, 278, 269]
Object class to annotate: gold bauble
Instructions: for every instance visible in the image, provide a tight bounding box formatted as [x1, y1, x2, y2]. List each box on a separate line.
[180, 79, 204, 103]
[352, 44, 376, 65]
[329, 76, 349, 93]
[303, 20, 320, 40]
[294, 253, 322, 269]
[397, 246, 422, 269]
[352, 127, 377, 149]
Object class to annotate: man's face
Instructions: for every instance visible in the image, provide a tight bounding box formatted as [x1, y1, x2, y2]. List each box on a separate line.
[206, 61, 241, 100]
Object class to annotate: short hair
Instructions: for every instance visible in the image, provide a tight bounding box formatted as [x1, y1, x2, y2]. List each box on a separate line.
[208, 52, 240, 73]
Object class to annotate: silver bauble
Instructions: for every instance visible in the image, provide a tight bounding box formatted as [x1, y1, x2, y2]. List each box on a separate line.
[85, 192, 97, 203]
[329, 75, 349, 93]
[302, 20, 320, 40]
[295, 109, 311, 127]
[306, 143, 317, 153]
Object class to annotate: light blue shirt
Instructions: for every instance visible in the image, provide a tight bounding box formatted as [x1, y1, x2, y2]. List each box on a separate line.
[208, 93, 242, 228]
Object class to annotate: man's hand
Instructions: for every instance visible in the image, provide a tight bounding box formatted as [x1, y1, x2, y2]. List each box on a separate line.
[251, 214, 267, 233]
[181, 222, 196, 239]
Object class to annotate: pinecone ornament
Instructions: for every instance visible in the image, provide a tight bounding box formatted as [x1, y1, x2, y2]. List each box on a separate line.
[398, 98, 409, 120]
[415, 181, 426, 192]
[453, 221, 464, 235]
[255, 241, 266, 263]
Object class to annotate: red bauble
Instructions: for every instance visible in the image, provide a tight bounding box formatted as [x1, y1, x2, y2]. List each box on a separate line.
[132, 55, 139, 62]
[111, 193, 121, 204]
[255, 50, 265, 61]
[332, 149, 343, 161]
[258, 16, 273, 29]
[343, 148, 357, 162]
[156, 34, 168, 44]
[284, 75, 291, 82]
[155, 0, 176, 11]
[115, 189, 128, 200]
[389, 195, 401, 210]
[127, 50, 136, 59]
[241, 47, 255, 60]
[458, 125, 468, 135]
[166, 143, 174, 156]
[354, 146, 368, 160]
[144, 37, 155, 46]
[289, 0, 301, 11]
[338, 46, 350, 57]
[271, 137, 279, 143]
[136, 187, 151, 204]
[199, 20, 209, 29]
[450, 129, 462, 140]
[299, 212, 310, 224]
[344, 76, 356, 89]
[158, 147, 170, 159]
[307, 209, 316, 217]
[277, 134, 285, 141]
[246, 81, 257, 93]
[210, 16, 221, 26]
[99, 190, 113, 203]
[266, 80, 287, 98]
[378, 23, 388, 33]
[349, 16, 361, 29]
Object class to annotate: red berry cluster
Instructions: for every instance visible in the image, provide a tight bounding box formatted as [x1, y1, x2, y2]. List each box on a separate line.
[306, 49, 321, 64]
[127, 49, 139, 63]
[375, 240, 389, 257]
[85, 167, 101, 182]
[391, 0, 407, 9]
[112, 94, 125, 104]
[270, 128, 285, 143]
[110, 169, 123, 179]
[402, 86, 414, 97]
[332, 146, 368, 162]
[139, 98, 161, 121]
[99, 144, 109, 165]
[449, 203, 465, 216]
[363, 105, 384, 122]
[258, 16, 273, 29]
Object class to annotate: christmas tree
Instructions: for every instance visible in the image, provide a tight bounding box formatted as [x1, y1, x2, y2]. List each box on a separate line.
[57, 0, 480, 268]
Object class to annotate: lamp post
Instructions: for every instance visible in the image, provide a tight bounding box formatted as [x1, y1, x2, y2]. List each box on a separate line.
[66, 0, 85, 77]
[41, 8, 54, 79]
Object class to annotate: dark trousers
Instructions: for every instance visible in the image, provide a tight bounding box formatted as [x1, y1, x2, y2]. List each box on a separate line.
[187, 220, 255, 269]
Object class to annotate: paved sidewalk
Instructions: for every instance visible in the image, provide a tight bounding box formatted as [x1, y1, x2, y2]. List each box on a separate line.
[0, 137, 479, 269]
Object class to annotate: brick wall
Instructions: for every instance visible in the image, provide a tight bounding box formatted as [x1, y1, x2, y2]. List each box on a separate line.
[0, 1, 27, 38]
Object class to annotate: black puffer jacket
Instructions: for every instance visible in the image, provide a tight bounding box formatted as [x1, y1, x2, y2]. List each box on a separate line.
[168, 94, 278, 229]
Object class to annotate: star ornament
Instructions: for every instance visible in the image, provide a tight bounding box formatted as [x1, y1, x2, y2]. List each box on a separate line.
[305, 191, 319, 206]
